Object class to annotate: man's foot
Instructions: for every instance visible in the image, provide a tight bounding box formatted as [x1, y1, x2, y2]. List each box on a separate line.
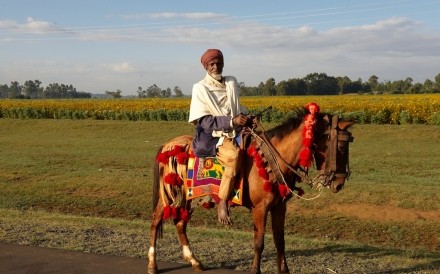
[218, 199, 231, 226]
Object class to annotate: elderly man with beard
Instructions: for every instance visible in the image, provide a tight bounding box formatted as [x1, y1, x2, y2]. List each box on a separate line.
[189, 49, 251, 226]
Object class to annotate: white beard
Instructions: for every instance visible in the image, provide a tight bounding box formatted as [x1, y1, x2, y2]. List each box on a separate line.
[210, 73, 222, 81]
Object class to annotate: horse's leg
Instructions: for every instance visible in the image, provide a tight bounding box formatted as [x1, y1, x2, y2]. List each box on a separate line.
[271, 203, 290, 274]
[148, 203, 164, 274]
[174, 218, 204, 272]
[250, 206, 268, 274]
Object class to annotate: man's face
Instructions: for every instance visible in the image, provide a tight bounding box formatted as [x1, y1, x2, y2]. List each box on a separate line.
[206, 58, 224, 76]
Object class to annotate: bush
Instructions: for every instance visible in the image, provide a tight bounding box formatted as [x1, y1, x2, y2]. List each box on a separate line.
[429, 112, 440, 125]
[371, 109, 392, 124]
[398, 110, 411, 125]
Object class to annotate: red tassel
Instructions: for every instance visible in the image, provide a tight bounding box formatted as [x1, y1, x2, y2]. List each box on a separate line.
[163, 205, 171, 219]
[306, 102, 320, 115]
[164, 173, 183, 186]
[258, 167, 268, 179]
[302, 138, 313, 148]
[176, 152, 189, 165]
[278, 184, 289, 197]
[299, 148, 312, 167]
[263, 180, 273, 192]
[247, 146, 257, 157]
[170, 145, 184, 156]
[156, 152, 169, 165]
[254, 154, 263, 168]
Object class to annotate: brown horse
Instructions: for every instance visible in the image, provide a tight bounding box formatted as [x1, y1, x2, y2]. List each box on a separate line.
[147, 105, 354, 274]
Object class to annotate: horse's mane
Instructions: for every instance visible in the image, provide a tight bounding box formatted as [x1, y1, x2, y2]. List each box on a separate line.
[265, 107, 309, 140]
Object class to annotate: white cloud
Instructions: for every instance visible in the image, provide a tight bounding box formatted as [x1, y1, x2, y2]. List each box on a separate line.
[104, 62, 135, 73]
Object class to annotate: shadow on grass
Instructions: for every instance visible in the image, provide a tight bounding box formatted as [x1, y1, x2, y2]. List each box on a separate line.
[215, 243, 440, 273]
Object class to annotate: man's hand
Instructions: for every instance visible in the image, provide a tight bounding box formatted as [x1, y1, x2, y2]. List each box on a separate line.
[232, 113, 249, 127]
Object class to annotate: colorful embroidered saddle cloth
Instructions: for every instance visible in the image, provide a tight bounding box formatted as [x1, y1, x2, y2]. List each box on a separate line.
[186, 156, 243, 205]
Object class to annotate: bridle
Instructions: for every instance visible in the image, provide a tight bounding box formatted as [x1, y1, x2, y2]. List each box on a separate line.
[316, 115, 354, 188]
[249, 113, 353, 195]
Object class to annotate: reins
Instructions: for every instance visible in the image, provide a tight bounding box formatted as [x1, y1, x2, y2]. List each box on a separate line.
[249, 125, 324, 197]
[246, 110, 352, 201]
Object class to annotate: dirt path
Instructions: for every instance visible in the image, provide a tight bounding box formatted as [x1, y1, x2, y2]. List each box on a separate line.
[0, 243, 245, 274]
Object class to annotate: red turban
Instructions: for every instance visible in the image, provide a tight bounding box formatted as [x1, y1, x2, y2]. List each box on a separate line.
[200, 49, 223, 69]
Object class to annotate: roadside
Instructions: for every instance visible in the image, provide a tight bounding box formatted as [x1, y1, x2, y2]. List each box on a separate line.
[0, 243, 245, 274]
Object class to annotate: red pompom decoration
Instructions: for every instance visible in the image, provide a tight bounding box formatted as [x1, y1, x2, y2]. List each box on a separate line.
[176, 152, 189, 165]
[164, 172, 183, 186]
[263, 180, 273, 192]
[163, 205, 171, 219]
[278, 184, 289, 198]
[156, 152, 169, 165]
[258, 167, 268, 179]
[247, 146, 257, 157]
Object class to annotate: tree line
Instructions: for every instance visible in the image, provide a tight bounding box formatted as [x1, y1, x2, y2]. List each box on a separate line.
[0, 80, 92, 99]
[239, 72, 440, 96]
[1, 72, 440, 99]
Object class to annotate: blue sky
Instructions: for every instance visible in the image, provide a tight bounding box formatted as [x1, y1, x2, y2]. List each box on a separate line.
[1, 0, 440, 95]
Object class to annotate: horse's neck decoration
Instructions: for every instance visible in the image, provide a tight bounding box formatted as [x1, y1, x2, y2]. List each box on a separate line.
[300, 102, 320, 167]
[148, 103, 354, 274]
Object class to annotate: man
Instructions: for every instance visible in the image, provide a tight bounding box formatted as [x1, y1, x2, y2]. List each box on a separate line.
[189, 49, 250, 226]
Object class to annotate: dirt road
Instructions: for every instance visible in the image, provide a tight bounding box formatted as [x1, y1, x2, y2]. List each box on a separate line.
[0, 243, 245, 274]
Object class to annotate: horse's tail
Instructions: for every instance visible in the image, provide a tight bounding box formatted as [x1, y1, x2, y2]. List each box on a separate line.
[152, 145, 164, 238]
[152, 145, 163, 213]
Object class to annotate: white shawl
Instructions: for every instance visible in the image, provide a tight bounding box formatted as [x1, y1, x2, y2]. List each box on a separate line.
[189, 73, 247, 138]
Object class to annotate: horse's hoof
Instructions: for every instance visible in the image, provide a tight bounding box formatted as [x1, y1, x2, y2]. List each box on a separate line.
[147, 266, 158, 274]
[192, 263, 204, 272]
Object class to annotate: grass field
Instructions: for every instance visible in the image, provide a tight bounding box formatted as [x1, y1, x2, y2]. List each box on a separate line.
[1, 119, 440, 272]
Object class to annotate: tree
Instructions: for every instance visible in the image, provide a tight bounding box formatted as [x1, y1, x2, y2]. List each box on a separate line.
[105, 89, 122, 98]
[275, 80, 288, 96]
[0, 84, 9, 98]
[146, 84, 161, 97]
[9, 81, 22, 98]
[137, 86, 146, 98]
[22, 80, 42, 98]
[262, 78, 276, 96]
[160, 87, 172, 98]
[368, 75, 379, 91]
[173, 86, 183, 97]
[304, 73, 338, 95]
[286, 78, 307, 95]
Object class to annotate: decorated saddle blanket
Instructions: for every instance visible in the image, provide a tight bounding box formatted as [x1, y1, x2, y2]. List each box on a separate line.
[186, 156, 243, 205]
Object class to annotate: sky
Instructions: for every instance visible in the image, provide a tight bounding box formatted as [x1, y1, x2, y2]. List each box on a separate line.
[1, 0, 440, 96]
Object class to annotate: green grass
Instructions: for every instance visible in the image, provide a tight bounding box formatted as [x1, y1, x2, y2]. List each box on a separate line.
[0, 119, 440, 258]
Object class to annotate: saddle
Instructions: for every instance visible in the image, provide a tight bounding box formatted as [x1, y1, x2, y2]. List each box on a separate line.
[185, 132, 252, 206]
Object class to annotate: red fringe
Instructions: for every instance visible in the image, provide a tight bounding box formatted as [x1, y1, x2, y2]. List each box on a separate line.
[156, 145, 189, 165]
[164, 172, 183, 186]
[162, 205, 191, 221]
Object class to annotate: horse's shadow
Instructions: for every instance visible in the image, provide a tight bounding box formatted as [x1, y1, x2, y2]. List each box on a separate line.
[216, 244, 440, 273]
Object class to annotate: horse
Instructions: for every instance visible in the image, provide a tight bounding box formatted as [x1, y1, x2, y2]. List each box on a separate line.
[147, 104, 354, 274]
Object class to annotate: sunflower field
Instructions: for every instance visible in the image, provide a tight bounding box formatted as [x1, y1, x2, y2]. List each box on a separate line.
[1, 94, 439, 124]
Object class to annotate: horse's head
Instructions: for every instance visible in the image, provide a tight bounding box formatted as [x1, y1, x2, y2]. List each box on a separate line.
[314, 114, 354, 193]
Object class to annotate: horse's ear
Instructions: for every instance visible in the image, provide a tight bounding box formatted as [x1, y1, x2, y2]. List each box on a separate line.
[338, 121, 354, 130]
[323, 114, 330, 124]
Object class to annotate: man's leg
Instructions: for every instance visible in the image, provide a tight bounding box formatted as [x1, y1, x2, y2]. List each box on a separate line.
[216, 138, 240, 226]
